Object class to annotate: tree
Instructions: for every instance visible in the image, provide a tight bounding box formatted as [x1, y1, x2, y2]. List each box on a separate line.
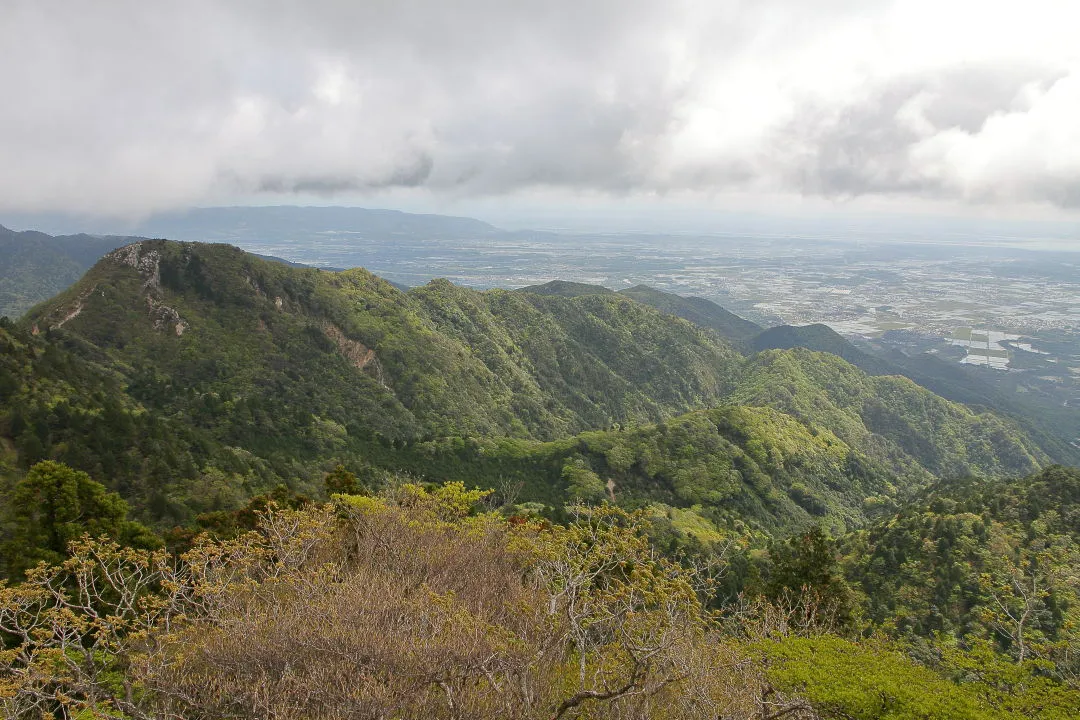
[762, 525, 853, 627]
[323, 463, 362, 495]
[2, 460, 159, 578]
[0, 487, 807, 720]
[979, 524, 1079, 664]
[562, 457, 607, 503]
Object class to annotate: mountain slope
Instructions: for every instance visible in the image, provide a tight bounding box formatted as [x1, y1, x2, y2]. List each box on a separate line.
[516, 282, 763, 350]
[368, 404, 906, 534]
[619, 285, 763, 349]
[841, 465, 1080, 659]
[8, 240, 1052, 527]
[731, 348, 1047, 481]
[752, 323, 895, 374]
[0, 319, 279, 524]
[750, 323, 1080, 465]
[21, 239, 742, 439]
[0, 225, 137, 319]
[514, 280, 614, 297]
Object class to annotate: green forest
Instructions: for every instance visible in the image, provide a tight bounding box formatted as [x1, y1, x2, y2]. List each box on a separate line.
[1, 239, 1078, 719]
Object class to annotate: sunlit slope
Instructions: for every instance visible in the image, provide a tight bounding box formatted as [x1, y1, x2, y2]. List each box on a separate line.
[9, 239, 1050, 529]
[618, 284, 763, 350]
[377, 404, 905, 533]
[731, 348, 1047, 480]
[23, 240, 742, 443]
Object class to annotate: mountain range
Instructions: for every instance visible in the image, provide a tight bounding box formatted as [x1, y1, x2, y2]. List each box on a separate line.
[3, 228, 1080, 717]
[1, 237, 1054, 532]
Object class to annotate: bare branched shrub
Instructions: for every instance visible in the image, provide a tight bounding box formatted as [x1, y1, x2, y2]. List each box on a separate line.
[722, 588, 846, 643]
[0, 488, 817, 720]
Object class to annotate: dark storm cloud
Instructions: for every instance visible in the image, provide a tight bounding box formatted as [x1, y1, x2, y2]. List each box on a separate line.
[0, 0, 1077, 216]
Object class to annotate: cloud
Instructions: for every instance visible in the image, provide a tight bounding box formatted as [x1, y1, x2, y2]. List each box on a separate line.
[782, 63, 1071, 199]
[1, 0, 1078, 217]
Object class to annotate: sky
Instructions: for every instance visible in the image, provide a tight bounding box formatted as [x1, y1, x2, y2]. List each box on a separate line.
[2, 0, 1080, 230]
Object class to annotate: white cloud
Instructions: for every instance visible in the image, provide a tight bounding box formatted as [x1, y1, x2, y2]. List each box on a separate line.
[1, 0, 1078, 219]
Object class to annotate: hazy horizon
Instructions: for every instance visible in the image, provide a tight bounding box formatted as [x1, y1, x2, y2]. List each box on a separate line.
[3, 203, 1078, 253]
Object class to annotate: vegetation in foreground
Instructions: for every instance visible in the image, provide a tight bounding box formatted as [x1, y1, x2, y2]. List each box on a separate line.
[3, 479, 1079, 719]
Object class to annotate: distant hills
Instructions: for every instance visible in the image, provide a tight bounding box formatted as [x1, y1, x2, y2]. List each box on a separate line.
[0, 225, 138, 319]
[127, 205, 500, 243]
[752, 323, 893, 374]
[619, 284, 764, 349]
[2, 205, 499, 243]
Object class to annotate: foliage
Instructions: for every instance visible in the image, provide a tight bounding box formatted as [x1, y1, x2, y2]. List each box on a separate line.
[0, 461, 159, 578]
[756, 526, 855, 627]
[732, 348, 1047, 480]
[0, 225, 128, 320]
[841, 465, 1080, 684]
[3, 237, 1080, 716]
[758, 636, 1015, 719]
[0, 490, 810, 720]
[1, 240, 1054, 540]
[4, 478, 1079, 718]
[323, 463, 362, 495]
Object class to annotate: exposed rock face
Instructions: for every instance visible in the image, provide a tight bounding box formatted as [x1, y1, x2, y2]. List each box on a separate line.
[107, 242, 162, 293]
[106, 242, 189, 336]
[147, 297, 188, 336]
[323, 322, 387, 386]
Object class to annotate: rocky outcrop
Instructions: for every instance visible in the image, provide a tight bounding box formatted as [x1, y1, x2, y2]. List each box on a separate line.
[107, 242, 162, 293]
[107, 242, 189, 336]
[322, 322, 387, 386]
[147, 297, 189, 336]
[42, 285, 101, 330]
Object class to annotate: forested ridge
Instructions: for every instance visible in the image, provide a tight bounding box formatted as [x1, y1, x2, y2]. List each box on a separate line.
[0, 224, 139, 320]
[1, 238, 1078, 718]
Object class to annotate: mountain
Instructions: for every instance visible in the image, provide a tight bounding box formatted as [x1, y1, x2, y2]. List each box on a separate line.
[26, 240, 740, 441]
[752, 323, 895, 374]
[4, 239, 1079, 719]
[517, 281, 764, 349]
[4, 206, 501, 241]
[750, 323, 1080, 466]
[731, 348, 1047, 480]
[0, 224, 335, 321]
[515, 280, 614, 297]
[0, 225, 137, 319]
[8, 240, 745, 520]
[876, 347, 1080, 464]
[4, 239, 1053, 531]
[618, 285, 764, 349]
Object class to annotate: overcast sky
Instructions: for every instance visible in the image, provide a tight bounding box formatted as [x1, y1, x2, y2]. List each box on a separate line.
[2, 0, 1079, 228]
